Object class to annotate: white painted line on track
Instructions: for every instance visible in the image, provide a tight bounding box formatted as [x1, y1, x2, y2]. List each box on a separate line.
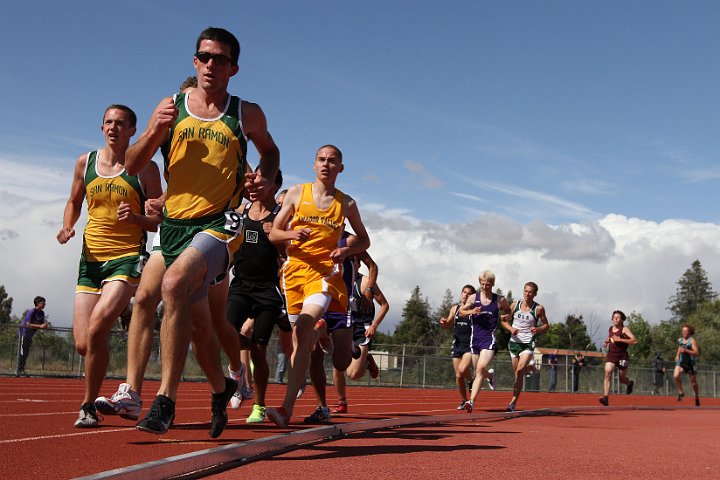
[0, 428, 129, 444]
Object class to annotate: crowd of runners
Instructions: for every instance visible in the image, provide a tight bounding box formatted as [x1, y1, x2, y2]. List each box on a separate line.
[55, 26, 702, 438]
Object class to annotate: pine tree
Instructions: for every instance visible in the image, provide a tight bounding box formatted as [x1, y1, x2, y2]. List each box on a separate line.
[394, 286, 436, 354]
[0, 285, 13, 324]
[432, 289, 455, 346]
[668, 259, 717, 322]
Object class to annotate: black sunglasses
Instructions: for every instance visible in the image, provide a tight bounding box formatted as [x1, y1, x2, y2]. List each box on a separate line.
[195, 51, 232, 66]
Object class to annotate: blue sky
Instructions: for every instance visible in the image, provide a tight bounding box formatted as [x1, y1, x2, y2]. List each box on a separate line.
[1, 1, 719, 340]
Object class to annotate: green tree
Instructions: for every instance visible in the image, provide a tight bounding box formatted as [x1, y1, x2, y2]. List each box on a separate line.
[0, 285, 13, 324]
[668, 259, 717, 322]
[649, 321, 678, 361]
[627, 312, 652, 360]
[394, 286, 437, 354]
[565, 314, 595, 351]
[432, 289, 455, 347]
[433, 289, 455, 321]
[537, 313, 594, 351]
[537, 323, 565, 349]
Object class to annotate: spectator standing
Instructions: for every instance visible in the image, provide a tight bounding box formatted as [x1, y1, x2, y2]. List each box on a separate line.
[17, 296, 49, 374]
[652, 352, 666, 395]
[547, 349, 559, 392]
[571, 352, 585, 392]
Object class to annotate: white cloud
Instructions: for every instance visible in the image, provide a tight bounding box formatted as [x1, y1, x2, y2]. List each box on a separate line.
[1, 198, 83, 326]
[361, 211, 720, 344]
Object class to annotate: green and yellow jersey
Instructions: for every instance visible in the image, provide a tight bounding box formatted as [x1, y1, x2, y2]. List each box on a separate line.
[82, 150, 146, 262]
[161, 92, 248, 220]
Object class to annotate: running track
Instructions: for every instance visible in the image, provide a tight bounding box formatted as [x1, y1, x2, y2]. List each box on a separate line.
[1, 377, 717, 479]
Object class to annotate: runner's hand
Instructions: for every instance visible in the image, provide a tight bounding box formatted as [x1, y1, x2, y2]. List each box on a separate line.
[56, 226, 75, 244]
[117, 201, 136, 223]
[244, 172, 271, 201]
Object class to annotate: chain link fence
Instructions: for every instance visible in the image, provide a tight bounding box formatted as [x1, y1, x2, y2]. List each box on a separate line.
[2, 324, 718, 397]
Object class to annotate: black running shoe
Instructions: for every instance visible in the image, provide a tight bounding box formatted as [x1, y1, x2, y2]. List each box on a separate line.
[626, 380, 634, 395]
[209, 377, 238, 438]
[74, 402, 101, 428]
[695, 397, 700, 407]
[136, 395, 175, 435]
[599, 396, 609, 406]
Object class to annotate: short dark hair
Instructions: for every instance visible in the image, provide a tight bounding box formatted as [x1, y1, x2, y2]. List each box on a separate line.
[196, 27, 240, 65]
[612, 310, 626, 322]
[462, 284, 476, 294]
[104, 104, 137, 128]
[317, 144, 343, 162]
[33, 296, 45, 306]
[525, 281, 539, 293]
[179, 76, 198, 93]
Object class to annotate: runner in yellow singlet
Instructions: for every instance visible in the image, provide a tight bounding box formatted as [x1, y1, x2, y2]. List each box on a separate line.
[125, 27, 279, 438]
[265, 145, 371, 427]
[57, 105, 162, 428]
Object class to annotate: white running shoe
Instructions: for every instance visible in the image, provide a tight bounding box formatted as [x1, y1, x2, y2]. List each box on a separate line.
[228, 364, 249, 409]
[486, 369, 496, 391]
[95, 383, 142, 420]
[296, 379, 307, 399]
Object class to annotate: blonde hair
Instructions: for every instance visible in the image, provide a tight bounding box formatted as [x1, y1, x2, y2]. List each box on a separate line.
[478, 270, 496, 284]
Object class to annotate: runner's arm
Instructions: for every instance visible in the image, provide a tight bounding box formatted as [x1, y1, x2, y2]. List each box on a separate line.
[242, 101, 280, 201]
[125, 96, 176, 176]
[57, 154, 88, 244]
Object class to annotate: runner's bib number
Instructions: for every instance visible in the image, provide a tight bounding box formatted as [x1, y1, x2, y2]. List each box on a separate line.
[224, 211, 244, 234]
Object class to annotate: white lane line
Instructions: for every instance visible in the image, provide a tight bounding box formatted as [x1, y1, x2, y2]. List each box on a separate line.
[0, 428, 129, 444]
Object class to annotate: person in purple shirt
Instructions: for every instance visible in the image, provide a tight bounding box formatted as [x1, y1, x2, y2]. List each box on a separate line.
[17, 296, 49, 374]
[460, 270, 511, 413]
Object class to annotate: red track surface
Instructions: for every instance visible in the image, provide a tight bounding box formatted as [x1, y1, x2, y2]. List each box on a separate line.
[1, 377, 718, 479]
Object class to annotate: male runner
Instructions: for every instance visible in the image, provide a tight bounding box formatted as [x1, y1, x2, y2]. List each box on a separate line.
[439, 284, 476, 409]
[500, 281, 549, 412]
[673, 324, 701, 406]
[125, 27, 279, 438]
[599, 310, 637, 406]
[58, 105, 162, 427]
[461, 270, 510, 413]
[266, 145, 370, 427]
[331, 258, 388, 415]
[226, 169, 293, 423]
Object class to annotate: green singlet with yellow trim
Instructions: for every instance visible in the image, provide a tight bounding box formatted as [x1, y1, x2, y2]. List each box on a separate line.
[159, 92, 248, 265]
[161, 92, 247, 219]
[82, 150, 147, 262]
